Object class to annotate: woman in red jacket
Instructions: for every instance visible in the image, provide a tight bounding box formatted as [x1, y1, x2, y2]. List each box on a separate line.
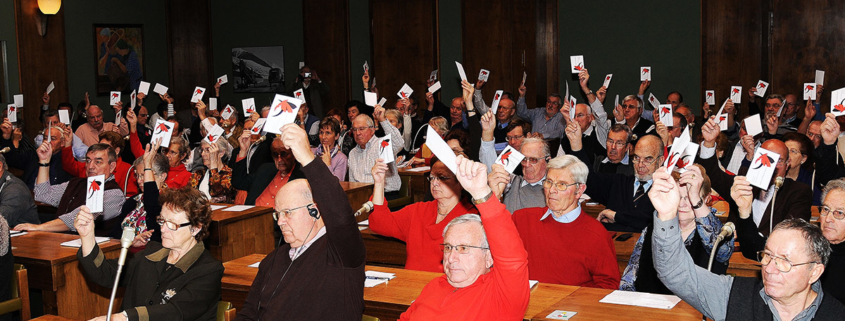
[369, 153, 477, 272]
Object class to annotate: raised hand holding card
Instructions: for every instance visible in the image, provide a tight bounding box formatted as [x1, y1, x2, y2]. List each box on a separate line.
[495, 145, 525, 173]
[730, 86, 742, 104]
[251, 118, 266, 134]
[6, 105, 16, 122]
[640, 66, 651, 81]
[428, 81, 441, 93]
[705, 90, 715, 105]
[204, 124, 225, 144]
[217, 75, 228, 85]
[378, 97, 387, 107]
[425, 126, 457, 173]
[379, 134, 395, 163]
[190, 87, 206, 103]
[150, 119, 175, 148]
[755, 81, 769, 97]
[674, 142, 699, 173]
[86, 175, 105, 213]
[658, 104, 673, 125]
[831, 87, 845, 117]
[429, 70, 438, 82]
[804, 83, 817, 101]
[664, 126, 690, 173]
[293, 88, 304, 100]
[130, 90, 137, 109]
[46, 82, 55, 94]
[648, 93, 660, 109]
[570, 55, 584, 74]
[744, 114, 763, 137]
[264, 94, 302, 134]
[490, 90, 504, 115]
[478, 69, 490, 81]
[12, 95, 22, 108]
[746, 147, 781, 189]
[209, 97, 217, 111]
[241, 98, 256, 117]
[397, 83, 413, 100]
[363, 61, 369, 73]
[59, 110, 70, 125]
[522, 71, 527, 86]
[364, 92, 378, 106]
[221, 105, 235, 120]
[153, 83, 168, 95]
[603, 74, 612, 88]
[718, 114, 729, 131]
[455, 61, 467, 81]
[816, 70, 825, 86]
[109, 91, 121, 106]
[569, 96, 577, 120]
[139, 81, 151, 95]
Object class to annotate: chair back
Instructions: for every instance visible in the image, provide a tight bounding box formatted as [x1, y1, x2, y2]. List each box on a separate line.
[0, 264, 30, 320]
[387, 174, 413, 209]
[217, 301, 236, 321]
[362, 315, 380, 321]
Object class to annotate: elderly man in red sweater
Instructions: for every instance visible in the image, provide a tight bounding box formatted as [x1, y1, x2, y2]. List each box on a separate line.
[400, 155, 529, 320]
[512, 155, 620, 289]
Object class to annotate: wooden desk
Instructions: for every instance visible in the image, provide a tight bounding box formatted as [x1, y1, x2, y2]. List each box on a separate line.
[341, 181, 374, 222]
[221, 254, 578, 321]
[12, 232, 122, 320]
[208, 205, 275, 263]
[532, 287, 702, 320]
[360, 227, 406, 267]
[398, 168, 430, 203]
[32, 316, 77, 321]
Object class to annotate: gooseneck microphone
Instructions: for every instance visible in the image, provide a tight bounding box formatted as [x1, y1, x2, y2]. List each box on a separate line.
[355, 201, 374, 217]
[770, 176, 784, 235]
[106, 227, 136, 321]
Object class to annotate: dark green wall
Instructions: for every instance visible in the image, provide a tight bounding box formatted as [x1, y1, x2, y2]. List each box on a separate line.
[0, 0, 20, 104]
[559, 1, 701, 113]
[63, 0, 169, 117]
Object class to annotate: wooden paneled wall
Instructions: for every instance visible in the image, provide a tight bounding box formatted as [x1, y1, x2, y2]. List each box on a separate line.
[12, 0, 69, 138]
[370, 0, 439, 111]
[303, 0, 351, 116]
[166, 0, 214, 111]
[462, 0, 558, 109]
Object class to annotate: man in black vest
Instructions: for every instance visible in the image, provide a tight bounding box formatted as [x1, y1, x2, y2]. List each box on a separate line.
[234, 123, 364, 320]
[649, 169, 845, 320]
[14, 143, 124, 235]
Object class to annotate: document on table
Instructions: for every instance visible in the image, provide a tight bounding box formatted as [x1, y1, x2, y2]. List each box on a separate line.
[248, 261, 260, 268]
[10, 231, 26, 237]
[365, 270, 396, 287]
[222, 205, 255, 212]
[358, 220, 369, 226]
[599, 290, 682, 310]
[404, 166, 431, 172]
[61, 237, 110, 248]
[210, 205, 228, 211]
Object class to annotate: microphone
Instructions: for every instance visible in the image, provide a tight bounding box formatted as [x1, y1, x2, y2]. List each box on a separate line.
[0, 147, 10, 154]
[774, 176, 784, 191]
[716, 222, 735, 241]
[354, 201, 374, 217]
[106, 227, 136, 321]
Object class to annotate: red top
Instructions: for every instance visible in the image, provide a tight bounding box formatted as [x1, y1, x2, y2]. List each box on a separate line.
[368, 199, 477, 272]
[399, 197, 529, 321]
[512, 207, 620, 289]
[254, 171, 293, 208]
[61, 146, 138, 197]
[166, 164, 191, 189]
[129, 131, 144, 158]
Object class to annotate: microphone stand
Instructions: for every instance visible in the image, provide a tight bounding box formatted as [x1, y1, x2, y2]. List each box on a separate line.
[704, 222, 734, 321]
[107, 227, 135, 321]
[770, 177, 784, 236]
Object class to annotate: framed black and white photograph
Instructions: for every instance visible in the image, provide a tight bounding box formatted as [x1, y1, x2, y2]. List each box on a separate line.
[232, 46, 285, 93]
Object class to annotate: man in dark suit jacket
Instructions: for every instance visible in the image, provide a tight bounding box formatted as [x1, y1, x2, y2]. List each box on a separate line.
[697, 116, 811, 245]
[569, 121, 663, 232]
[571, 123, 633, 177]
[233, 137, 304, 206]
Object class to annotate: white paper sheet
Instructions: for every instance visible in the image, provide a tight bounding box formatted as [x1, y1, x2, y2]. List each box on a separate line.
[222, 205, 255, 212]
[599, 290, 682, 310]
[61, 237, 110, 248]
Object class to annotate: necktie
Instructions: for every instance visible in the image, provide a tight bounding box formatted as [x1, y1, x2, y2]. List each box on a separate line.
[634, 181, 647, 202]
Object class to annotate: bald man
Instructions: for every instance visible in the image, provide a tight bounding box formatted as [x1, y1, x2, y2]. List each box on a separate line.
[559, 103, 608, 158]
[75, 105, 129, 146]
[699, 116, 811, 238]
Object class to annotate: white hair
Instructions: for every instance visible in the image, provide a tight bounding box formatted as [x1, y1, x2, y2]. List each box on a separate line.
[442, 214, 488, 249]
[547, 155, 588, 184]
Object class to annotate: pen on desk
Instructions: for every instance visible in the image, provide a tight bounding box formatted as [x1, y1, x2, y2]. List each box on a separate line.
[366, 276, 392, 284]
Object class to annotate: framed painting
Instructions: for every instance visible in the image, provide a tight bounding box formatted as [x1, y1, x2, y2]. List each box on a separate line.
[232, 46, 285, 93]
[94, 24, 145, 95]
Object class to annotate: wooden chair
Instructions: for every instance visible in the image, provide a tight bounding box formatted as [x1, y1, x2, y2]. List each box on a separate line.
[217, 301, 236, 321]
[362, 315, 380, 321]
[387, 175, 413, 209]
[0, 264, 30, 320]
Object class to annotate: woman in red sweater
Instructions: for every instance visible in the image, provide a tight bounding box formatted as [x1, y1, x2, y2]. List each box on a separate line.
[369, 154, 477, 272]
[162, 136, 191, 189]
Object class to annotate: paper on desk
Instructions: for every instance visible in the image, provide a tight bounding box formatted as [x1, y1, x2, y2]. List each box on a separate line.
[248, 261, 260, 268]
[10, 231, 26, 237]
[222, 205, 255, 212]
[61, 237, 110, 247]
[365, 270, 396, 287]
[599, 290, 681, 310]
[529, 280, 539, 289]
[404, 166, 430, 172]
[358, 220, 369, 226]
[210, 205, 228, 211]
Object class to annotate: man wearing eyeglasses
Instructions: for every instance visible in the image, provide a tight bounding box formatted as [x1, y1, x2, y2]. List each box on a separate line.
[650, 168, 845, 320]
[568, 120, 663, 232]
[512, 155, 619, 288]
[14, 143, 125, 236]
[75, 105, 129, 147]
[399, 155, 529, 320]
[237, 123, 364, 320]
[557, 102, 609, 161]
[481, 131, 550, 214]
[702, 116, 811, 238]
[612, 95, 655, 146]
[348, 108, 404, 197]
[234, 138, 304, 207]
[515, 82, 566, 139]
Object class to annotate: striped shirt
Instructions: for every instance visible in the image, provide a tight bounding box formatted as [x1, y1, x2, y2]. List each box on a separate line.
[34, 175, 125, 231]
[516, 97, 566, 139]
[348, 120, 404, 192]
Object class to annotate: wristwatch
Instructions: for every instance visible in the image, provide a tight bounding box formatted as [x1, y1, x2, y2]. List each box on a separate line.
[691, 198, 704, 210]
[472, 190, 494, 205]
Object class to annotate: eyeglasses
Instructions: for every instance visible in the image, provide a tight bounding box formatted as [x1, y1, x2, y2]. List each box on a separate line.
[273, 203, 315, 221]
[788, 148, 804, 156]
[757, 251, 818, 273]
[632, 155, 657, 165]
[542, 180, 579, 192]
[156, 216, 192, 231]
[271, 151, 290, 159]
[521, 156, 549, 165]
[819, 206, 845, 220]
[83, 158, 108, 166]
[506, 134, 524, 141]
[807, 132, 821, 140]
[607, 139, 628, 149]
[426, 175, 453, 183]
[546, 100, 562, 107]
[351, 126, 373, 133]
[440, 243, 489, 254]
[621, 104, 639, 110]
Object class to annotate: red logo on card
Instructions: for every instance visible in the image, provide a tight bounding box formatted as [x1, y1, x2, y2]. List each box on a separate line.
[805, 85, 815, 92]
[835, 103, 845, 113]
[732, 88, 740, 94]
[155, 123, 170, 134]
[754, 154, 774, 169]
[661, 107, 670, 115]
[500, 150, 513, 166]
[758, 83, 766, 88]
[642, 68, 649, 74]
[112, 93, 118, 98]
[707, 92, 713, 97]
[88, 180, 102, 198]
[272, 100, 295, 116]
